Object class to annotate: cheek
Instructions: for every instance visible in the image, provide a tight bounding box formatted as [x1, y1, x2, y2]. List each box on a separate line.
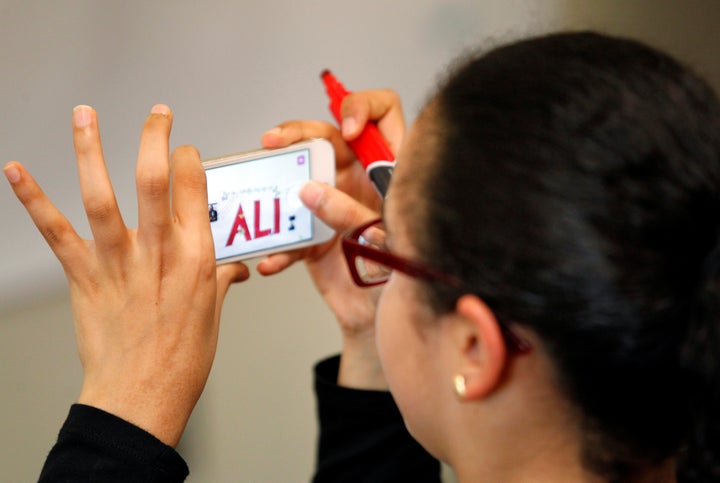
[375, 276, 434, 427]
[375, 276, 407, 390]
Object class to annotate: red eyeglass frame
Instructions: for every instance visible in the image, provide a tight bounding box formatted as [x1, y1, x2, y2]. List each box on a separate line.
[341, 218, 532, 354]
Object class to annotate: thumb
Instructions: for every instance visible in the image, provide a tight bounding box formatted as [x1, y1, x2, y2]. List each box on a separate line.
[214, 262, 250, 322]
[300, 180, 379, 232]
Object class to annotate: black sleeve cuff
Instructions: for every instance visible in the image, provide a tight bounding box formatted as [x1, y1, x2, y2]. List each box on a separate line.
[312, 355, 441, 483]
[314, 355, 403, 422]
[39, 404, 188, 482]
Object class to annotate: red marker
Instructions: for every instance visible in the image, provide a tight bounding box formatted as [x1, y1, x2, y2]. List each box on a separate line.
[321, 70, 395, 198]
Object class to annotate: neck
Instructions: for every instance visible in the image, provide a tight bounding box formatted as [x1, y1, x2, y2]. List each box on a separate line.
[456, 463, 676, 483]
[445, 343, 677, 483]
[451, 414, 593, 483]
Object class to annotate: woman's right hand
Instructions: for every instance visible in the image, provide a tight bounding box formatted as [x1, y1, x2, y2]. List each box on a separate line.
[258, 90, 405, 389]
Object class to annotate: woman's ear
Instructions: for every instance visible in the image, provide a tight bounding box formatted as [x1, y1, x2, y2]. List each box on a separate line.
[451, 294, 507, 401]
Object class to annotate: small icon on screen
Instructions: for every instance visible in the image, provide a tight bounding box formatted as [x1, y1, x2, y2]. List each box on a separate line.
[297, 155, 306, 166]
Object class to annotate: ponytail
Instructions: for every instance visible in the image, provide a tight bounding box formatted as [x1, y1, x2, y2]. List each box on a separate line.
[678, 242, 720, 481]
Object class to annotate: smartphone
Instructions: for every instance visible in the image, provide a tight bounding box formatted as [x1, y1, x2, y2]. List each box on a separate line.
[203, 138, 335, 263]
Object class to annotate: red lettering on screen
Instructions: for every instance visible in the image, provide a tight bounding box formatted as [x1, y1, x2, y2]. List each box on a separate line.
[226, 198, 280, 246]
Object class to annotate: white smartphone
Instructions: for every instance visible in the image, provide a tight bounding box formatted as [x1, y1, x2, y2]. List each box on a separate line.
[203, 138, 335, 263]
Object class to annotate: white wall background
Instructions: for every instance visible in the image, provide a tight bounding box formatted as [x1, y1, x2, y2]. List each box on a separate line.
[1, 1, 719, 481]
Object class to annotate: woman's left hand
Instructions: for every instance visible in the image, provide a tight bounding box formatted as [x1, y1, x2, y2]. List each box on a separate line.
[4, 104, 248, 447]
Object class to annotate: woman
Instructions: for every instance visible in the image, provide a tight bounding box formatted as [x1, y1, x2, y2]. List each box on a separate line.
[262, 31, 720, 482]
[6, 31, 719, 481]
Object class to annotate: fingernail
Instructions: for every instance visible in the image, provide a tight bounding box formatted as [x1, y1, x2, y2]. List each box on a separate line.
[73, 105, 93, 128]
[300, 180, 324, 210]
[151, 104, 170, 116]
[262, 127, 282, 138]
[3, 163, 20, 184]
[341, 117, 358, 138]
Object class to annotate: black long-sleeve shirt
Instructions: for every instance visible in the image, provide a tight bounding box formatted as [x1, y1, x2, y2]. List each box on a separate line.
[38, 404, 188, 482]
[38, 355, 440, 482]
[312, 356, 440, 482]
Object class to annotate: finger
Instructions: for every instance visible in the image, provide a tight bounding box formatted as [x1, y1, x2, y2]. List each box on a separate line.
[257, 250, 305, 275]
[261, 120, 335, 147]
[214, 262, 250, 322]
[261, 120, 356, 169]
[217, 262, 250, 291]
[4, 162, 86, 272]
[136, 104, 173, 241]
[300, 180, 378, 232]
[340, 90, 405, 155]
[170, 145, 208, 231]
[72, 105, 128, 254]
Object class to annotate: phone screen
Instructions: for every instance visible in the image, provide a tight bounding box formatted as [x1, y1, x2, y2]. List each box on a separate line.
[206, 148, 313, 261]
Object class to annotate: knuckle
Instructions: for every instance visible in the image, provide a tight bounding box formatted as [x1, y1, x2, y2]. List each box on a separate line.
[279, 122, 308, 142]
[199, 261, 216, 283]
[180, 172, 207, 195]
[172, 153, 207, 194]
[218, 262, 248, 284]
[383, 89, 401, 104]
[41, 221, 73, 248]
[281, 120, 335, 141]
[341, 208, 361, 230]
[136, 171, 169, 199]
[336, 199, 374, 229]
[342, 95, 365, 116]
[277, 120, 302, 129]
[83, 197, 116, 222]
[303, 121, 334, 140]
[191, 251, 216, 281]
[319, 196, 362, 230]
[188, 176, 208, 197]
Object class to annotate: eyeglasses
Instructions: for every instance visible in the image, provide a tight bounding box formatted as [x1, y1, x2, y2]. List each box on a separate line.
[341, 218, 532, 354]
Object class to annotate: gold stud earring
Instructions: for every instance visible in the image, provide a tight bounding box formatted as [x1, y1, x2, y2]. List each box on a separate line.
[453, 374, 467, 399]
